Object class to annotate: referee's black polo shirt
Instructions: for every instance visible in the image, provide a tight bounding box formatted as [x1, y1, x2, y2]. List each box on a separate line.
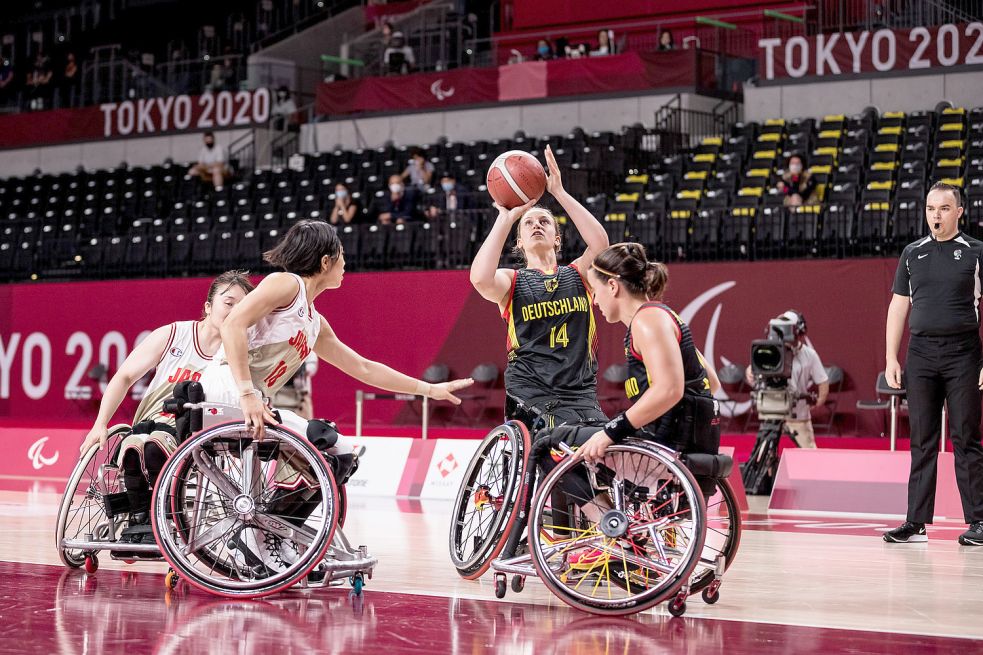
[893, 232, 983, 336]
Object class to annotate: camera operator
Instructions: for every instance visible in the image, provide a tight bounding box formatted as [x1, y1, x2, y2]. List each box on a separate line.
[745, 310, 829, 448]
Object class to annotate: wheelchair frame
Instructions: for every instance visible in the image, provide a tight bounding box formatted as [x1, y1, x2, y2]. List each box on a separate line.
[55, 401, 376, 599]
[449, 421, 742, 616]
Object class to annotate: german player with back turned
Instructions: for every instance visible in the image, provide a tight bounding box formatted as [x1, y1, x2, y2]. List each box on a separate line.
[884, 182, 983, 546]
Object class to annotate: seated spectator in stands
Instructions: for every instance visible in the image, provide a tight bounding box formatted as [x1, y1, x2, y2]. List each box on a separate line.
[658, 30, 675, 51]
[329, 182, 360, 225]
[426, 172, 471, 219]
[592, 29, 616, 56]
[58, 52, 79, 108]
[554, 37, 570, 58]
[402, 147, 434, 191]
[0, 60, 15, 104]
[535, 39, 554, 61]
[383, 31, 415, 75]
[271, 86, 298, 131]
[776, 153, 818, 207]
[378, 175, 415, 224]
[380, 20, 395, 48]
[26, 51, 53, 110]
[187, 131, 231, 189]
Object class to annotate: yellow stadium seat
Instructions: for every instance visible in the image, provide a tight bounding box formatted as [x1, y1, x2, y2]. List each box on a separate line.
[615, 193, 639, 202]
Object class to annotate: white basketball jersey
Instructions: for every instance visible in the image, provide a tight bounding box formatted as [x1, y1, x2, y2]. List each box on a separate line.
[133, 321, 214, 425]
[211, 273, 322, 399]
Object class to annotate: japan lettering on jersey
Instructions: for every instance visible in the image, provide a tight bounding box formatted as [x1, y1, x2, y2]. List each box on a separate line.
[132, 321, 213, 425]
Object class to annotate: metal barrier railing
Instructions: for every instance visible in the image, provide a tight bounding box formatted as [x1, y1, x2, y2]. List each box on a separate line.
[354, 389, 429, 439]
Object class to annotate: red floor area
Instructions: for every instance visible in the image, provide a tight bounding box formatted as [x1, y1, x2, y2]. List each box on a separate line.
[1, 562, 973, 654]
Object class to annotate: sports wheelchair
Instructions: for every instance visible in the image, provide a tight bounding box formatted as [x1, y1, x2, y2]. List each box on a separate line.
[55, 383, 377, 599]
[448, 417, 741, 616]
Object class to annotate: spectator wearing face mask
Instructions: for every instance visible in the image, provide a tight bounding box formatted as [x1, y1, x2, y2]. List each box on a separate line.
[426, 172, 471, 219]
[271, 85, 298, 132]
[534, 39, 554, 61]
[378, 174, 415, 224]
[383, 31, 415, 75]
[402, 146, 434, 191]
[775, 153, 818, 207]
[187, 131, 230, 188]
[329, 182, 360, 225]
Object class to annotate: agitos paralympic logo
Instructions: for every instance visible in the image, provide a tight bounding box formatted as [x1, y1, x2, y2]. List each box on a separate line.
[28, 436, 59, 470]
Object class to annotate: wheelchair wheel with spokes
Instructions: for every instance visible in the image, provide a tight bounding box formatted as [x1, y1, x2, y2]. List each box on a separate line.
[55, 425, 132, 568]
[528, 441, 706, 616]
[151, 422, 339, 598]
[448, 421, 530, 580]
[689, 477, 742, 596]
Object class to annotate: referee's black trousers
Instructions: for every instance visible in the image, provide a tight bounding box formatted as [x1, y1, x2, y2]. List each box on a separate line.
[906, 331, 983, 524]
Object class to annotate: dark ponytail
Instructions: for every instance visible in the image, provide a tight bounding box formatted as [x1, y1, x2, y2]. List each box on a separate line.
[590, 242, 669, 300]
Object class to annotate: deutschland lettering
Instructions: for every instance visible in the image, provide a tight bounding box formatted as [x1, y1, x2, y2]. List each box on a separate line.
[520, 296, 590, 322]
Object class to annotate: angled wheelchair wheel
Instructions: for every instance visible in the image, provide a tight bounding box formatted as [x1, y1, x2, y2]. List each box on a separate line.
[527, 441, 706, 616]
[449, 421, 530, 580]
[55, 425, 132, 568]
[151, 422, 339, 598]
[689, 477, 742, 596]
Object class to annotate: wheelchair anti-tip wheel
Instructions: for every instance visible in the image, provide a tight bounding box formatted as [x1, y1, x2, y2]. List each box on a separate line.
[55, 424, 132, 568]
[689, 477, 742, 598]
[449, 421, 530, 580]
[151, 422, 339, 598]
[527, 441, 707, 616]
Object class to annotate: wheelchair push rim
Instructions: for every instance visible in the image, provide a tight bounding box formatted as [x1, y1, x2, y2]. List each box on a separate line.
[151, 422, 339, 598]
[528, 441, 707, 616]
[55, 424, 132, 568]
[449, 421, 530, 579]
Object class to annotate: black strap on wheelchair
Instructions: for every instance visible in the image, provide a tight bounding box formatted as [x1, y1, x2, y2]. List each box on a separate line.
[131, 419, 177, 439]
[163, 381, 205, 444]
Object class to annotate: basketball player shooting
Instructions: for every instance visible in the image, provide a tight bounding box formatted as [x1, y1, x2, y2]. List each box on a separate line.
[471, 145, 609, 430]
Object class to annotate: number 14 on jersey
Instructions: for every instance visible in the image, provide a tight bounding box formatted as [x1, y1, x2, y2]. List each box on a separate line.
[550, 323, 570, 349]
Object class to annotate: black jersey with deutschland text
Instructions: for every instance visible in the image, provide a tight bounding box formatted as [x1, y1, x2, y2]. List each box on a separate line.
[624, 302, 711, 434]
[503, 265, 597, 399]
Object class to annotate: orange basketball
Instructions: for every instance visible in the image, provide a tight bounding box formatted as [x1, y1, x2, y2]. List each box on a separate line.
[486, 150, 547, 209]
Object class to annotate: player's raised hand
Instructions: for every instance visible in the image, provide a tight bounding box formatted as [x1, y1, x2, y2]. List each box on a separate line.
[544, 145, 564, 195]
[494, 199, 536, 225]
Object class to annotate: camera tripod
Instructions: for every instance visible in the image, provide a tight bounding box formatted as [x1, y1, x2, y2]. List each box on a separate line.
[741, 419, 804, 495]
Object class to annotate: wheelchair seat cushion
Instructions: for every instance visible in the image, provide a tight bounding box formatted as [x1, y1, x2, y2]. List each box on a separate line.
[683, 453, 734, 480]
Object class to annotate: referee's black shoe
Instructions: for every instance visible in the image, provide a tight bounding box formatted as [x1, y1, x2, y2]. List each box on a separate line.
[883, 521, 927, 543]
[958, 521, 983, 546]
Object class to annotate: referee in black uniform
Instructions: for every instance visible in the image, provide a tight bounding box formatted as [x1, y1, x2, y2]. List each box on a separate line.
[884, 182, 983, 545]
